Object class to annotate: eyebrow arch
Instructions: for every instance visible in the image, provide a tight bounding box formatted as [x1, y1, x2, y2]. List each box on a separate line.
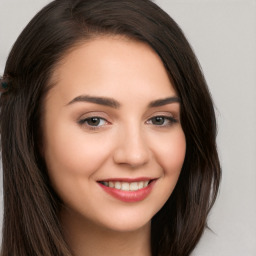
[67, 95, 180, 109]
[148, 96, 180, 108]
[67, 95, 120, 108]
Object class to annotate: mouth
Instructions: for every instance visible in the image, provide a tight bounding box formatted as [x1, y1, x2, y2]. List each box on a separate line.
[97, 178, 157, 202]
[97, 180, 154, 192]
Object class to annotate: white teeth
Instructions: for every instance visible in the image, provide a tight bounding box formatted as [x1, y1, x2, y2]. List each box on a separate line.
[138, 181, 144, 189]
[115, 181, 121, 189]
[100, 180, 151, 191]
[144, 181, 149, 187]
[121, 182, 130, 191]
[130, 182, 139, 191]
[109, 181, 114, 188]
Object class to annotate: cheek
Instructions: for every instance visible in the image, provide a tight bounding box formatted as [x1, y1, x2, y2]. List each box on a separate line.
[148, 128, 186, 214]
[43, 120, 114, 186]
[43, 124, 115, 207]
[153, 129, 186, 175]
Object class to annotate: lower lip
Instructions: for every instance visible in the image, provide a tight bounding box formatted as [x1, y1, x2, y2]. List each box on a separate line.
[98, 180, 156, 202]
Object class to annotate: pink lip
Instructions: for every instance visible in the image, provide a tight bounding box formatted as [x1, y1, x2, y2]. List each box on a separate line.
[98, 179, 157, 203]
[99, 177, 155, 182]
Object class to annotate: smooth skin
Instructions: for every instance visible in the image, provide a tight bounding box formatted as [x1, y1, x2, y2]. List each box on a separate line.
[42, 36, 186, 256]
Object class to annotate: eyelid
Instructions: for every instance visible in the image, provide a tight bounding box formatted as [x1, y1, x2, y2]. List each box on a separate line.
[147, 116, 177, 124]
[77, 112, 112, 130]
[145, 112, 179, 126]
[146, 111, 179, 120]
[78, 116, 107, 124]
[77, 111, 110, 122]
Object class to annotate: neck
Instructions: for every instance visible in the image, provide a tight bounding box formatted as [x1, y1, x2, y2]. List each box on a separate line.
[61, 209, 152, 256]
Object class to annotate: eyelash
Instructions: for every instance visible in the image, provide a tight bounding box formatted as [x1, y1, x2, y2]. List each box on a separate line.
[78, 116, 109, 130]
[146, 115, 178, 126]
[78, 115, 178, 130]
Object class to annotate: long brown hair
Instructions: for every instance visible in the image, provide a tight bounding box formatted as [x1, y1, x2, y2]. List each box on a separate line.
[0, 0, 221, 255]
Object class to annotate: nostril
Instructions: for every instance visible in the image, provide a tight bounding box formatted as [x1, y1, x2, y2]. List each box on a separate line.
[113, 150, 150, 168]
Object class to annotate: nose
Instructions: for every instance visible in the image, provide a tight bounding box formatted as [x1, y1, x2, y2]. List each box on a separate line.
[113, 125, 151, 168]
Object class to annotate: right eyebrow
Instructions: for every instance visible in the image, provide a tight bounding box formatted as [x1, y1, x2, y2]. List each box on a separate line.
[66, 95, 121, 109]
[148, 96, 181, 108]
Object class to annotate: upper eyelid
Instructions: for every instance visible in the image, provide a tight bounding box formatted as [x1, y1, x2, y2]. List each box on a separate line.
[76, 110, 179, 122]
[146, 111, 179, 120]
[78, 116, 176, 130]
[78, 117, 110, 131]
[146, 115, 177, 123]
[77, 111, 110, 120]
[78, 116, 110, 126]
[79, 116, 107, 122]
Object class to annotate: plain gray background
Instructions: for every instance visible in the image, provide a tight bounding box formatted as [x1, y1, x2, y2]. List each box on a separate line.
[0, 0, 256, 255]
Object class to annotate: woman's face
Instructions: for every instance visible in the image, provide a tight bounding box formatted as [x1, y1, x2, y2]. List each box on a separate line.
[42, 37, 186, 232]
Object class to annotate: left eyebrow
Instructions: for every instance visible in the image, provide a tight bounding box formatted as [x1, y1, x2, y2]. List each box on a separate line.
[148, 96, 180, 108]
[66, 95, 120, 108]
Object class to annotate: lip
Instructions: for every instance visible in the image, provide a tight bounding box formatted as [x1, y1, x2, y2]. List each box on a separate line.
[98, 178, 157, 202]
[98, 177, 155, 182]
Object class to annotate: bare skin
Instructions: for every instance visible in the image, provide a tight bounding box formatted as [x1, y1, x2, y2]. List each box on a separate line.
[42, 36, 186, 256]
[61, 207, 151, 256]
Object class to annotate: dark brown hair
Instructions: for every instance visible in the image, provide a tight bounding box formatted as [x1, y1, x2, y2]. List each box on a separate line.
[0, 0, 221, 255]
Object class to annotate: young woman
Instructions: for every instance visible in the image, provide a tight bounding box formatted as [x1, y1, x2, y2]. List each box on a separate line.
[0, 0, 221, 255]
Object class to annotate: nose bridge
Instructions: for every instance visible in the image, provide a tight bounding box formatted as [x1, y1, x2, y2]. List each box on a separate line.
[113, 122, 150, 167]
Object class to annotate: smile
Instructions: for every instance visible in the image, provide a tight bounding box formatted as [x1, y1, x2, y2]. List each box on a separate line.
[98, 178, 156, 202]
[98, 180, 150, 191]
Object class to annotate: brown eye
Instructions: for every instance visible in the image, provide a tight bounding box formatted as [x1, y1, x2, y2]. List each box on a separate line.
[86, 117, 101, 126]
[79, 117, 107, 127]
[147, 116, 177, 126]
[151, 116, 165, 125]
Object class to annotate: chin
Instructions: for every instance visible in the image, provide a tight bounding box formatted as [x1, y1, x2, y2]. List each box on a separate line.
[94, 208, 155, 233]
[101, 218, 151, 233]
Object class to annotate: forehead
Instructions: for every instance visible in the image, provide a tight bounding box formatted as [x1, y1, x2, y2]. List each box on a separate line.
[48, 36, 176, 104]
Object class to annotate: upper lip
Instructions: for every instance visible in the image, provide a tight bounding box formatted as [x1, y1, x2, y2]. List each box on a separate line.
[97, 177, 157, 182]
